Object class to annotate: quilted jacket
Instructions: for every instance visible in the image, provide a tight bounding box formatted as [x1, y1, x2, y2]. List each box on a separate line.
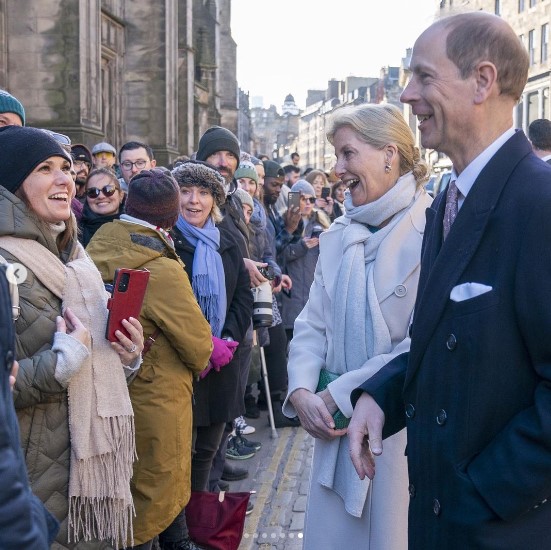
[0, 187, 115, 549]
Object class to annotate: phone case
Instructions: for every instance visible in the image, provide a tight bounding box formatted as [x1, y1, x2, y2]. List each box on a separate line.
[105, 268, 150, 342]
[288, 192, 301, 209]
[321, 187, 330, 200]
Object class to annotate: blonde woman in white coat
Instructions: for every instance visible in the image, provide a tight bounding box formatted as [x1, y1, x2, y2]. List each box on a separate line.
[283, 103, 432, 549]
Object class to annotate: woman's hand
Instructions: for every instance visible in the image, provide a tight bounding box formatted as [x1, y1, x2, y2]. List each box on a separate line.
[244, 259, 268, 288]
[289, 388, 347, 440]
[57, 307, 90, 347]
[285, 206, 301, 233]
[111, 317, 144, 366]
[303, 237, 319, 249]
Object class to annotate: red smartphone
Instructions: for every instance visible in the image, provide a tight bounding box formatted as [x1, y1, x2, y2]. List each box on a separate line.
[105, 268, 150, 342]
[288, 191, 301, 210]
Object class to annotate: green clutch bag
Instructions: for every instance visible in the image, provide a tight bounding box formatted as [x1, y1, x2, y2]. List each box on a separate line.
[316, 369, 350, 430]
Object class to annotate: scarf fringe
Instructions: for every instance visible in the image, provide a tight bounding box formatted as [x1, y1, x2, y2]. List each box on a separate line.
[68, 495, 134, 549]
[68, 415, 136, 549]
[194, 273, 222, 336]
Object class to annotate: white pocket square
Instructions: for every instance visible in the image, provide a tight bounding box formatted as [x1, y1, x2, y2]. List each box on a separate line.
[450, 282, 493, 302]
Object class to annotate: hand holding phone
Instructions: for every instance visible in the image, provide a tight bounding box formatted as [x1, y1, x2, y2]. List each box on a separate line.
[106, 268, 150, 342]
[321, 187, 330, 201]
[288, 191, 301, 210]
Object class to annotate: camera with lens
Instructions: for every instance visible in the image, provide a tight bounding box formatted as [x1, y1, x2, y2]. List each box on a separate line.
[252, 265, 275, 328]
[258, 265, 275, 280]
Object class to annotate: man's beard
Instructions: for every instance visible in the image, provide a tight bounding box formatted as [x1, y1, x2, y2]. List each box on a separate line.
[75, 180, 86, 196]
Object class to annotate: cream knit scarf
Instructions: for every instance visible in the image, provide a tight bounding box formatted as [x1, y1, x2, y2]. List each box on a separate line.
[0, 235, 135, 549]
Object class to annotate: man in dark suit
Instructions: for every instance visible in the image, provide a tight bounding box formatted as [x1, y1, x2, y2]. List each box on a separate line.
[348, 12, 551, 549]
[528, 118, 551, 164]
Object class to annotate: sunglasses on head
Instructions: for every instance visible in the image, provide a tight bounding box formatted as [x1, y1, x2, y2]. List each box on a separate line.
[86, 184, 118, 199]
[38, 128, 72, 146]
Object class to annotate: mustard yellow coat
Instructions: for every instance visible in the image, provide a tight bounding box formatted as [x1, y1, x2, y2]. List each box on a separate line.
[87, 220, 212, 544]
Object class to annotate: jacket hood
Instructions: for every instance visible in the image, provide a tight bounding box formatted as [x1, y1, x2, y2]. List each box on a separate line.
[86, 219, 179, 283]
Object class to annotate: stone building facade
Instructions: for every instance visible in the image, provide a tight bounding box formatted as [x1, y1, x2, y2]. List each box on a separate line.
[0, 0, 238, 166]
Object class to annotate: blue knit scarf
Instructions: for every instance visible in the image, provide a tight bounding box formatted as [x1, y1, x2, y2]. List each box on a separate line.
[176, 215, 227, 337]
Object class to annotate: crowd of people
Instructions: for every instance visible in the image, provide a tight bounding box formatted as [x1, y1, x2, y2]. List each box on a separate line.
[1, 9, 551, 550]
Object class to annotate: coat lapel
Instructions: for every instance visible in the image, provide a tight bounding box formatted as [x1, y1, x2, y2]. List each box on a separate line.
[405, 131, 533, 387]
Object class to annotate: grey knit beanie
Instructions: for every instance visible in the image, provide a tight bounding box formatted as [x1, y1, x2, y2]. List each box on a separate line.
[291, 179, 316, 197]
[233, 188, 254, 211]
[171, 160, 226, 206]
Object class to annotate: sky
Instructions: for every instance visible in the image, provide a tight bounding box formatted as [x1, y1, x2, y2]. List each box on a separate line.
[231, 0, 439, 112]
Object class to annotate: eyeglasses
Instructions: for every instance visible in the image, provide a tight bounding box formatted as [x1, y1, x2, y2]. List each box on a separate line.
[38, 129, 72, 146]
[86, 184, 118, 199]
[300, 196, 316, 204]
[74, 160, 91, 169]
[121, 159, 148, 171]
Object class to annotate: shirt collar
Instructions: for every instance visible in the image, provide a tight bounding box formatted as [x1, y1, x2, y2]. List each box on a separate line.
[452, 128, 516, 205]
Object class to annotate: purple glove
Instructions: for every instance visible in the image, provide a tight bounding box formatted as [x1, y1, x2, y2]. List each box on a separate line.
[202, 337, 239, 379]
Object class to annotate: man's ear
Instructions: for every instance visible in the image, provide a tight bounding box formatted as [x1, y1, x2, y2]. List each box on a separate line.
[473, 61, 498, 104]
[151, 159, 157, 168]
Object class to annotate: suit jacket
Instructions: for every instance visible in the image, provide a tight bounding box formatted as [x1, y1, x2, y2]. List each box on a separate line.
[355, 131, 551, 549]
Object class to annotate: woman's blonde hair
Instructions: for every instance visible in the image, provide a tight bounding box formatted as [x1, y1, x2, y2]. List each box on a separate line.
[326, 103, 429, 185]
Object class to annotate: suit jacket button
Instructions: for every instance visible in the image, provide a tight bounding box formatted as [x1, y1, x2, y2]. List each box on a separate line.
[446, 334, 457, 350]
[433, 499, 441, 516]
[394, 284, 407, 297]
[5, 350, 14, 370]
[409, 483, 416, 498]
[436, 409, 447, 425]
[405, 403, 416, 419]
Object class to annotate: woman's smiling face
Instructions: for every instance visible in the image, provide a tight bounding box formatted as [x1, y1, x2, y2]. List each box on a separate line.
[179, 185, 214, 228]
[20, 156, 74, 223]
[332, 126, 394, 207]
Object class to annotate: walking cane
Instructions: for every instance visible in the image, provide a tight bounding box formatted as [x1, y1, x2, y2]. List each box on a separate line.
[255, 330, 278, 439]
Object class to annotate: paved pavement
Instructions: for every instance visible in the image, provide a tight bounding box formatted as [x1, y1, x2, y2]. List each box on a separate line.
[227, 415, 314, 550]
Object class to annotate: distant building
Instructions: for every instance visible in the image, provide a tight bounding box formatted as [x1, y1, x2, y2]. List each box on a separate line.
[0, 0, 238, 166]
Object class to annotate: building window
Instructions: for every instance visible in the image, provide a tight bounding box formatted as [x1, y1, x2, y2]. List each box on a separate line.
[530, 0, 536, 6]
[495, 0, 501, 15]
[527, 92, 539, 125]
[528, 29, 536, 65]
[542, 24, 549, 63]
[519, 0, 525, 11]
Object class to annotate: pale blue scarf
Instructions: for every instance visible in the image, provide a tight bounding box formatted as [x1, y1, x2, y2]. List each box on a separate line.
[176, 215, 227, 337]
[250, 197, 267, 230]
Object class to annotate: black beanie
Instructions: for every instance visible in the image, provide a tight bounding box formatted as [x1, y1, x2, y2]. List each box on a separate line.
[125, 168, 180, 229]
[196, 126, 240, 162]
[0, 126, 71, 194]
